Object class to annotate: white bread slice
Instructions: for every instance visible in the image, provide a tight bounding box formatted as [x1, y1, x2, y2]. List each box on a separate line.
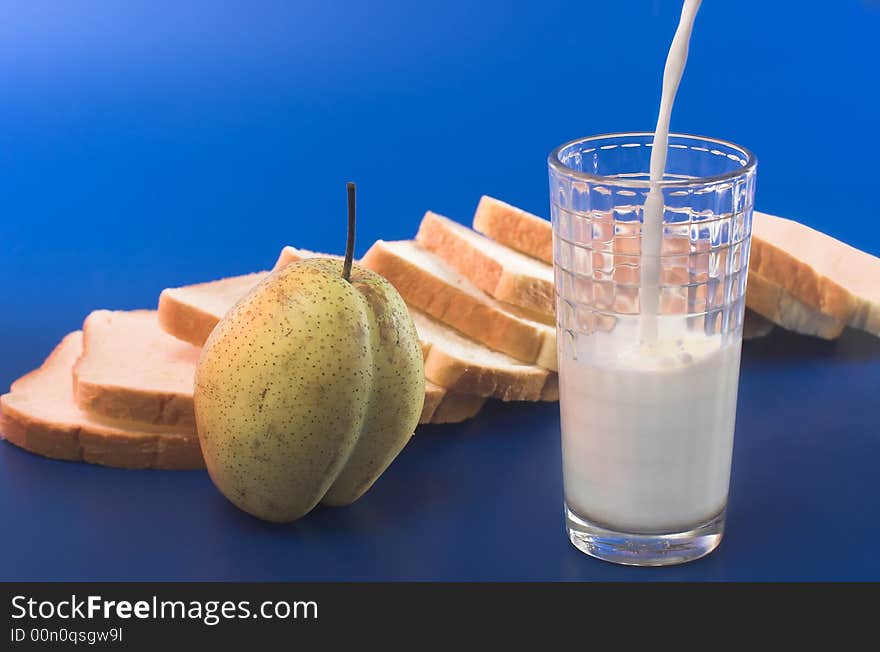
[276, 246, 558, 397]
[158, 272, 269, 347]
[158, 273, 260, 348]
[747, 270, 844, 339]
[473, 196, 553, 264]
[416, 211, 555, 318]
[0, 332, 203, 469]
[78, 309, 478, 427]
[412, 310, 557, 401]
[360, 240, 558, 371]
[748, 210, 879, 338]
[74, 310, 201, 429]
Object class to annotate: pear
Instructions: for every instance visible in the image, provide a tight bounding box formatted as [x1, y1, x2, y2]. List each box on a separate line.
[194, 184, 424, 522]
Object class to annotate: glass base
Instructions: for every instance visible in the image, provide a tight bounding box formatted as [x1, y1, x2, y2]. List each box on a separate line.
[565, 504, 725, 567]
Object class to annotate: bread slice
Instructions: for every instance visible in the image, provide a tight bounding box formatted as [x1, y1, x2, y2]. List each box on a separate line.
[158, 273, 260, 347]
[360, 240, 558, 371]
[748, 210, 879, 338]
[0, 332, 204, 469]
[79, 309, 480, 427]
[472, 196, 553, 264]
[416, 210, 555, 318]
[412, 310, 556, 401]
[158, 272, 269, 347]
[74, 310, 201, 429]
[747, 270, 845, 339]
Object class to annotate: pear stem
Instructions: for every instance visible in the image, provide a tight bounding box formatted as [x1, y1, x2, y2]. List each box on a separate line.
[343, 182, 356, 282]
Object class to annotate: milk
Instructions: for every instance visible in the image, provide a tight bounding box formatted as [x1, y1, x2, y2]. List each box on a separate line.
[560, 327, 740, 533]
[560, 0, 742, 535]
[641, 0, 702, 344]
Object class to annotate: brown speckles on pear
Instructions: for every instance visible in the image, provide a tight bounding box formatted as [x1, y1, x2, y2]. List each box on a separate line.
[193, 217, 423, 522]
[320, 263, 424, 507]
[194, 259, 376, 522]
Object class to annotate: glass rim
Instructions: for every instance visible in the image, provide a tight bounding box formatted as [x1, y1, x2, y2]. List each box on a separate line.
[548, 132, 758, 188]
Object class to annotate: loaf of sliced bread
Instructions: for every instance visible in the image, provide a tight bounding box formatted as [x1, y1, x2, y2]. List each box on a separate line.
[0, 332, 204, 469]
[158, 272, 269, 347]
[158, 261, 555, 402]
[77, 309, 479, 427]
[469, 201, 790, 341]
[749, 210, 880, 338]
[416, 211, 555, 319]
[472, 196, 553, 264]
[360, 240, 558, 371]
[475, 197, 880, 339]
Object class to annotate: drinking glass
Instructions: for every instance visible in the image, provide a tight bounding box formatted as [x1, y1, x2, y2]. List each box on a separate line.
[548, 133, 757, 565]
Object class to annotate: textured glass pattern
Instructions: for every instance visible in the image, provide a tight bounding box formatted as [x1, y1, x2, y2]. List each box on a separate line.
[549, 133, 757, 355]
[549, 133, 758, 561]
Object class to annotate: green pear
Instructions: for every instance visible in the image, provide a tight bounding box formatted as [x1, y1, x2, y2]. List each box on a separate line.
[194, 184, 424, 522]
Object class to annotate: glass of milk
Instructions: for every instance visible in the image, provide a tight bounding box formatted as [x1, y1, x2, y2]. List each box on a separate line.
[548, 133, 757, 565]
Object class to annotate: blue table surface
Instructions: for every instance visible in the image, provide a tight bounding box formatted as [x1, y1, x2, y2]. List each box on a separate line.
[1, 1, 878, 581]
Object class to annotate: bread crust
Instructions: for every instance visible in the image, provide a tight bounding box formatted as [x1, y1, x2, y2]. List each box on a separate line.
[1, 333, 204, 469]
[468, 201, 880, 340]
[422, 341, 550, 401]
[73, 376, 196, 429]
[473, 196, 553, 264]
[0, 328, 484, 471]
[748, 211, 880, 337]
[74, 310, 198, 429]
[158, 272, 269, 347]
[158, 288, 224, 348]
[749, 217, 854, 323]
[0, 410, 204, 470]
[417, 211, 555, 318]
[746, 271, 845, 339]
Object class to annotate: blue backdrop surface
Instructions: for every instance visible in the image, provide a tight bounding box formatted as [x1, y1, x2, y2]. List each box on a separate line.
[0, 1, 878, 580]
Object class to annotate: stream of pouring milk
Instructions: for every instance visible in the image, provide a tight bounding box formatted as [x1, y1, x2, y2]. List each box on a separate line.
[562, 0, 741, 534]
[640, 0, 702, 345]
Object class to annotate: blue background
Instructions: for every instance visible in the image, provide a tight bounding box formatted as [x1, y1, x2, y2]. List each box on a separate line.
[1, 1, 878, 580]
